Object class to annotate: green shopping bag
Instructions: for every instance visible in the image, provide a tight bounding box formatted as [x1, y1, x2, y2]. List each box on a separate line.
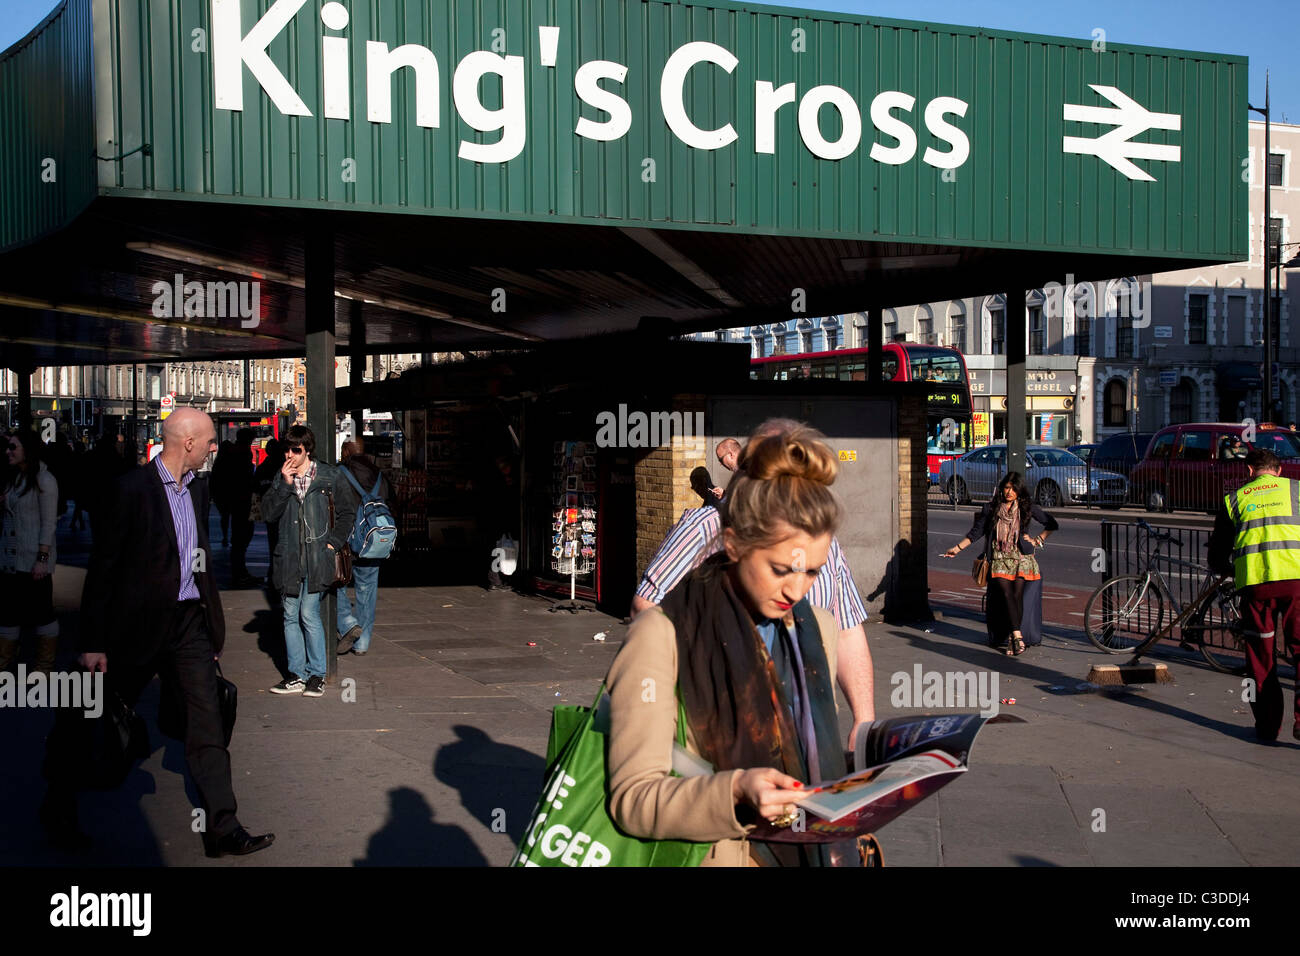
[511, 685, 711, 867]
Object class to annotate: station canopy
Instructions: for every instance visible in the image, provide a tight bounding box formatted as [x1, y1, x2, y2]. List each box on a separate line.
[0, 0, 1248, 367]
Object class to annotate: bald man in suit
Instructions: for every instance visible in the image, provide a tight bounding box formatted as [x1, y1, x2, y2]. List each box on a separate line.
[42, 409, 273, 858]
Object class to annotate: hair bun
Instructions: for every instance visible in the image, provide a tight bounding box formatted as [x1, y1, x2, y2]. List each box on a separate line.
[739, 426, 837, 486]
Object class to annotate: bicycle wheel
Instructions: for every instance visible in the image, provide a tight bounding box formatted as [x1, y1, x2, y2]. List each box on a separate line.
[1186, 586, 1247, 674]
[1084, 574, 1165, 654]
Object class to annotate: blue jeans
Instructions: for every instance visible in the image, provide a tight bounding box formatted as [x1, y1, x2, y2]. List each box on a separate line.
[283, 580, 326, 679]
[337, 563, 379, 653]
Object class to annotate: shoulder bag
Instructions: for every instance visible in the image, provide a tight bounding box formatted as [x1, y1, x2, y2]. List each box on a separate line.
[511, 685, 710, 868]
[159, 661, 238, 748]
[326, 489, 354, 587]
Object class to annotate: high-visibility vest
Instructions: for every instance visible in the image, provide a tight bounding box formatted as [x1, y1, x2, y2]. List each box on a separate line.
[1225, 475, 1300, 588]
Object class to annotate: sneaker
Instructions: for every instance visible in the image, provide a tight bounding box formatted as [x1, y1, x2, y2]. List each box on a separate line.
[270, 677, 305, 695]
[302, 675, 325, 698]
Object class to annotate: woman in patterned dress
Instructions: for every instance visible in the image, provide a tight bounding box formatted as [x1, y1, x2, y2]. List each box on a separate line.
[943, 472, 1058, 656]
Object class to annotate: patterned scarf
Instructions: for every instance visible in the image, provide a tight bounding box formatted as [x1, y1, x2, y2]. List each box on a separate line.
[994, 501, 1020, 554]
[659, 553, 852, 867]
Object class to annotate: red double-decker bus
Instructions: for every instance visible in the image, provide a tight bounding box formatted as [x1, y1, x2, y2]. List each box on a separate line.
[212, 409, 286, 466]
[750, 343, 973, 482]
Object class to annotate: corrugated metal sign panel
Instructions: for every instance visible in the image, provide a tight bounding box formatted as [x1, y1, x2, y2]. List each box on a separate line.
[0, 0, 97, 251]
[23, 0, 1251, 261]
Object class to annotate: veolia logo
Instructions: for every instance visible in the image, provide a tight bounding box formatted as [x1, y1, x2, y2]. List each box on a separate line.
[210, 0, 972, 168]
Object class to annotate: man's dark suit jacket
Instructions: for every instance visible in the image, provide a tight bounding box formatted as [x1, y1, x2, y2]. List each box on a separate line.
[80, 460, 226, 668]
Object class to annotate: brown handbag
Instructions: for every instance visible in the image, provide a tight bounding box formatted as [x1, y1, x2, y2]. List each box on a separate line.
[326, 490, 354, 587]
[971, 554, 989, 587]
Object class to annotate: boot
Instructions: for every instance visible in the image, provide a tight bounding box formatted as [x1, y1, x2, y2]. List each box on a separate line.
[33, 634, 59, 674]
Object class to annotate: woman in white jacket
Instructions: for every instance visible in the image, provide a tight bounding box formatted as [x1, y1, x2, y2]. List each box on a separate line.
[0, 429, 60, 674]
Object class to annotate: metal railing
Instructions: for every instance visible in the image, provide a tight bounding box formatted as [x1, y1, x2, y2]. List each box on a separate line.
[1099, 519, 1238, 658]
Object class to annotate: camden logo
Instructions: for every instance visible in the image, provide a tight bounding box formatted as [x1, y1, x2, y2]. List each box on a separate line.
[151, 272, 261, 328]
[49, 886, 151, 936]
[595, 405, 704, 449]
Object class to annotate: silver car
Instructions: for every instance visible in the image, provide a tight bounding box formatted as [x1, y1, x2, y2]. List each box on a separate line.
[940, 444, 1128, 508]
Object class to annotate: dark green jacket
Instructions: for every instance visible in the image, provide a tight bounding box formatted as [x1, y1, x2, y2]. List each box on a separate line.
[262, 460, 357, 596]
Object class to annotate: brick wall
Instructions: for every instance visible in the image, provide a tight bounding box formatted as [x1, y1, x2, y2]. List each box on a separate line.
[634, 394, 707, 578]
[888, 391, 932, 620]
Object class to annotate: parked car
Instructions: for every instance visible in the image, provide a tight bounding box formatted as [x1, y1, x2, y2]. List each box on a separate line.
[1068, 443, 1099, 462]
[1129, 423, 1300, 513]
[939, 444, 1128, 507]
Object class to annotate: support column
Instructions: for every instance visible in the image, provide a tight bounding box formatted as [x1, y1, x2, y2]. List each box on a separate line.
[305, 226, 339, 683]
[348, 300, 364, 443]
[867, 302, 884, 384]
[1006, 289, 1027, 476]
[15, 362, 33, 431]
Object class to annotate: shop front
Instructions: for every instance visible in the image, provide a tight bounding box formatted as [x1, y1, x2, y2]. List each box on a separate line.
[970, 367, 1079, 447]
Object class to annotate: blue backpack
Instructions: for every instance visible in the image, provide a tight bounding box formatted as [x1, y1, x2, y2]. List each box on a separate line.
[340, 468, 397, 560]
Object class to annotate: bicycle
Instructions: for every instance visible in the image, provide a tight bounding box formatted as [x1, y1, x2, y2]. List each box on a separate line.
[1082, 519, 1247, 673]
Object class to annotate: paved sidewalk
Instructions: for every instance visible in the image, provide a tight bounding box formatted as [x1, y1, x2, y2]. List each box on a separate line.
[1, 515, 1296, 866]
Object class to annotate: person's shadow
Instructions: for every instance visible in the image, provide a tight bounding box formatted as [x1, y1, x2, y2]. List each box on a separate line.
[433, 724, 546, 845]
[354, 787, 487, 866]
[245, 604, 288, 678]
[868, 538, 934, 624]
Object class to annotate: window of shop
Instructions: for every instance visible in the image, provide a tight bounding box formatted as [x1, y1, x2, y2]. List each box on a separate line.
[990, 309, 1004, 355]
[1225, 295, 1245, 345]
[947, 304, 965, 351]
[1188, 293, 1208, 344]
[1117, 314, 1133, 357]
[852, 315, 867, 349]
[823, 326, 838, 350]
[1268, 152, 1285, 187]
[1104, 379, 1127, 427]
[884, 309, 897, 344]
[917, 306, 935, 346]
[1171, 378, 1197, 424]
[1269, 218, 1283, 264]
[797, 320, 813, 353]
[1075, 316, 1092, 356]
[1029, 306, 1045, 354]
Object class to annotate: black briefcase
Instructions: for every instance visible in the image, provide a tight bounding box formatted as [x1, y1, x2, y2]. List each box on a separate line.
[68, 689, 151, 791]
[159, 662, 238, 748]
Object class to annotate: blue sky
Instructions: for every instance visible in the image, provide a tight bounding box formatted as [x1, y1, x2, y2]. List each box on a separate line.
[3, 0, 1295, 119]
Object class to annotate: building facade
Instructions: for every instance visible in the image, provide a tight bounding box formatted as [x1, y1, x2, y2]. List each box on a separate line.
[693, 120, 1298, 446]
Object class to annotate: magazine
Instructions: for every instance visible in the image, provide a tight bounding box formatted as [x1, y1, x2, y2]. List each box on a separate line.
[740, 712, 1021, 843]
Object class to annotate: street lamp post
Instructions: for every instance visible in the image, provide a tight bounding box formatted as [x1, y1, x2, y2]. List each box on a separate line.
[1248, 73, 1274, 421]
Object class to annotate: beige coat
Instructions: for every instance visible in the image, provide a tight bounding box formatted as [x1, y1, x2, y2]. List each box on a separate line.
[606, 603, 839, 867]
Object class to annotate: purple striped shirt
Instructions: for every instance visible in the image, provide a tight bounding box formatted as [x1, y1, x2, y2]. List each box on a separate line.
[155, 455, 200, 601]
[635, 506, 868, 629]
